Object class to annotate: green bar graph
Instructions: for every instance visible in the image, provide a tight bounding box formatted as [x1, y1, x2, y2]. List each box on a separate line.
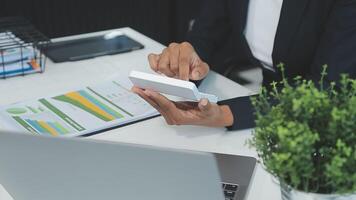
[12, 116, 38, 135]
[50, 121, 69, 135]
[39, 98, 85, 131]
[88, 86, 133, 117]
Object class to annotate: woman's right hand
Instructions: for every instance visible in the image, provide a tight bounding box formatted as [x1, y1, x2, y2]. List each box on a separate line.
[148, 42, 210, 81]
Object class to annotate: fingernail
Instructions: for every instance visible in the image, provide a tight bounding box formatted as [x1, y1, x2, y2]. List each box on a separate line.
[201, 98, 208, 106]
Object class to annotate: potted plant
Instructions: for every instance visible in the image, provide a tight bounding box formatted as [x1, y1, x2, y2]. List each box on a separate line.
[249, 65, 356, 200]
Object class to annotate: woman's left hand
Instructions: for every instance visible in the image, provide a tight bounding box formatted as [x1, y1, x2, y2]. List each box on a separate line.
[132, 87, 233, 127]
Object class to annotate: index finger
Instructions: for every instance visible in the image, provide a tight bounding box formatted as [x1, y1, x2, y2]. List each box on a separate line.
[178, 44, 193, 81]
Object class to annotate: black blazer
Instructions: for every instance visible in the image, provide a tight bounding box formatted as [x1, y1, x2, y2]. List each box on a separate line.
[186, 0, 356, 130]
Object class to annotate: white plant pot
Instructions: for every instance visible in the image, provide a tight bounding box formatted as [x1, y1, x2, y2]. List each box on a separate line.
[280, 181, 356, 200]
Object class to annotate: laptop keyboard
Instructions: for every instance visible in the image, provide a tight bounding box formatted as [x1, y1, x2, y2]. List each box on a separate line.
[222, 182, 239, 200]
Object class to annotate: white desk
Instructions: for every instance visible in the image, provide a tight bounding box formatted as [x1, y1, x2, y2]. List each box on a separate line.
[0, 27, 281, 200]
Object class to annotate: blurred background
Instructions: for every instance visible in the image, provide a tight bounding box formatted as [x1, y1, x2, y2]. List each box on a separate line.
[0, 0, 261, 91]
[0, 0, 199, 46]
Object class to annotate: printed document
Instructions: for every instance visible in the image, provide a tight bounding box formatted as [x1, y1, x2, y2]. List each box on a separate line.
[0, 75, 158, 137]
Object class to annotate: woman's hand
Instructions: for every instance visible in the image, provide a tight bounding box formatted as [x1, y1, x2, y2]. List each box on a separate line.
[148, 42, 209, 81]
[132, 87, 233, 127]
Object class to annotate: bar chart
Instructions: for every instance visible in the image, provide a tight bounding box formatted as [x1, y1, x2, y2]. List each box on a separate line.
[9, 107, 76, 136]
[53, 90, 124, 122]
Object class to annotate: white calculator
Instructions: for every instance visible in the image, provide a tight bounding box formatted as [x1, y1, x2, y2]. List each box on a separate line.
[129, 70, 218, 103]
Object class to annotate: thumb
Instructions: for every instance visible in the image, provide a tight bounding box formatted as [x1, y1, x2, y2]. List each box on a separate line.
[198, 98, 211, 113]
[191, 61, 209, 80]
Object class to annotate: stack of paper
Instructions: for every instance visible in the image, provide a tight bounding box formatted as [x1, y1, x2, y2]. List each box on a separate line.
[0, 32, 40, 77]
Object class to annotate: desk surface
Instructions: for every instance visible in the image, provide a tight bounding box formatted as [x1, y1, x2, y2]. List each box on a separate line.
[0, 27, 281, 200]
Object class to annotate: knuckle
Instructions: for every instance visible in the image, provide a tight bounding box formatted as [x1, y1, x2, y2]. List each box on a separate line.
[159, 55, 168, 63]
[148, 54, 156, 61]
[181, 42, 192, 48]
[157, 63, 166, 71]
[171, 64, 178, 71]
[168, 42, 178, 48]
[149, 61, 154, 67]
[162, 47, 169, 54]
[148, 53, 156, 58]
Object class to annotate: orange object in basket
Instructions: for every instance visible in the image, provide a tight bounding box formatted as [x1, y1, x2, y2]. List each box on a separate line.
[30, 59, 40, 70]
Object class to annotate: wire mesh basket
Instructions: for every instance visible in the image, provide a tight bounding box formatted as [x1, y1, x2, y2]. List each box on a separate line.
[0, 17, 50, 79]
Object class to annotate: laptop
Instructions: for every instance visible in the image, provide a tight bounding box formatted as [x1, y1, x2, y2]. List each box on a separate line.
[0, 131, 256, 200]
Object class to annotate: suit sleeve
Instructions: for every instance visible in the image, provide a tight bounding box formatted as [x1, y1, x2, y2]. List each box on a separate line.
[218, 96, 256, 131]
[308, 0, 356, 83]
[186, 0, 232, 62]
[187, 0, 254, 131]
